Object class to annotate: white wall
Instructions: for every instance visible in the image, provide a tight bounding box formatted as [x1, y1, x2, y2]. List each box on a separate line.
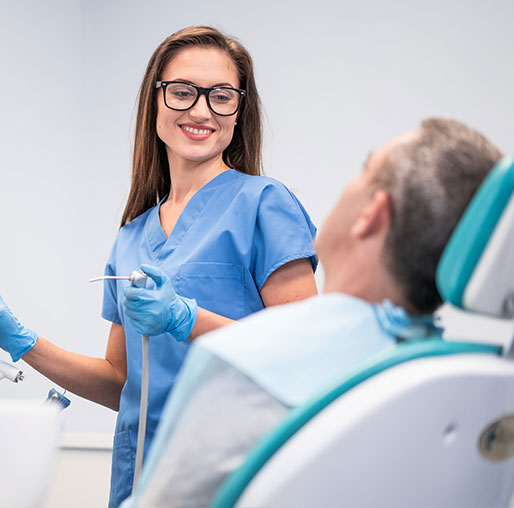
[1, 2, 513, 505]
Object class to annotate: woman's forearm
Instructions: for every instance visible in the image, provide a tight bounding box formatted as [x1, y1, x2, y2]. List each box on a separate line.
[188, 259, 317, 341]
[22, 336, 126, 411]
[188, 308, 234, 340]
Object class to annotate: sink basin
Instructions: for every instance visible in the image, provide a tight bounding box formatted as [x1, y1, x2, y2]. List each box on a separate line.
[0, 400, 60, 508]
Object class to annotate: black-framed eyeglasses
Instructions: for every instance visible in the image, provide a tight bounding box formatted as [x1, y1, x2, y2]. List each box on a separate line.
[155, 81, 246, 116]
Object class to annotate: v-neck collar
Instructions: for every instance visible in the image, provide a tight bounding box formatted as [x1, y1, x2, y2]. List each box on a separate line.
[146, 169, 241, 262]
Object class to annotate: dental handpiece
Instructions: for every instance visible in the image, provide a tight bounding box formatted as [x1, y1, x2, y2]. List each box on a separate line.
[0, 358, 24, 383]
[88, 270, 148, 288]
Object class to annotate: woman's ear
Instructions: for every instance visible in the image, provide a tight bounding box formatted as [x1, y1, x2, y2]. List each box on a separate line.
[351, 190, 391, 238]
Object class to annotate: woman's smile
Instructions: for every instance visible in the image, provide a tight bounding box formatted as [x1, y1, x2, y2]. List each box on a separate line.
[180, 123, 215, 141]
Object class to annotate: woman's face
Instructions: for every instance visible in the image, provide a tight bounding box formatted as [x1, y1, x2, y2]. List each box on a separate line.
[156, 46, 240, 168]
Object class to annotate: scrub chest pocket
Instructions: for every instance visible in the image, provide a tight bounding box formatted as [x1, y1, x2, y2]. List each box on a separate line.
[176, 262, 247, 320]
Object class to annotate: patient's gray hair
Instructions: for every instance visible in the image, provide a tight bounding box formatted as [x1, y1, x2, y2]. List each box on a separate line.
[374, 118, 502, 315]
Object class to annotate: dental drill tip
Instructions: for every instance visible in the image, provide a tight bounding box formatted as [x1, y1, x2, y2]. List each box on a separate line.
[88, 276, 130, 283]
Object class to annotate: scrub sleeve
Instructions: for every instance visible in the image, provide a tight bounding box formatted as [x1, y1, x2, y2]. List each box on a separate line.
[101, 169, 317, 507]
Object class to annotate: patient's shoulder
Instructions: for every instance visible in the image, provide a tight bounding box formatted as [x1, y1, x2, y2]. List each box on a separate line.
[197, 293, 371, 357]
[198, 294, 320, 348]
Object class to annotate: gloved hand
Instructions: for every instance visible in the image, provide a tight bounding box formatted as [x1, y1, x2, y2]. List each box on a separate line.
[124, 264, 198, 341]
[0, 295, 39, 362]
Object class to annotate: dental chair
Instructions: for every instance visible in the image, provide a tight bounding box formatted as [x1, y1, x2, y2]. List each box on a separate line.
[212, 155, 514, 508]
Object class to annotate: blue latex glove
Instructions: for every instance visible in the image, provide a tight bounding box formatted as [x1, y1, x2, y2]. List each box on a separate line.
[124, 265, 198, 341]
[0, 295, 38, 362]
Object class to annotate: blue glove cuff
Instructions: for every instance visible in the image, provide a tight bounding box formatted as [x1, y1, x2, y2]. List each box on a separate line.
[166, 297, 198, 342]
[10, 328, 38, 363]
[0, 295, 39, 362]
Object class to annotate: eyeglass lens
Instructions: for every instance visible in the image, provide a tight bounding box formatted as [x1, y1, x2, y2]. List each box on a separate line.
[165, 83, 240, 115]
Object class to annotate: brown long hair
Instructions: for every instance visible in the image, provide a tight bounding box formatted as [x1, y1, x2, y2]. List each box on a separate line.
[120, 26, 263, 226]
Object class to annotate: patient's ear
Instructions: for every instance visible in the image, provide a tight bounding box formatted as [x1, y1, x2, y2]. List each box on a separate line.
[351, 190, 391, 238]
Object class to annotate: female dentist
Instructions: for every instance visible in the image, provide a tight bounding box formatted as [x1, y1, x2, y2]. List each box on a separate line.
[0, 26, 318, 507]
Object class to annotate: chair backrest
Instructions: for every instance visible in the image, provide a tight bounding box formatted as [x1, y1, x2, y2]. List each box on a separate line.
[437, 154, 514, 321]
[0, 401, 60, 508]
[212, 155, 514, 508]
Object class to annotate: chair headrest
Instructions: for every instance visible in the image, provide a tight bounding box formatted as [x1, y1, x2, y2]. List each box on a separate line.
[436, 155, 514, 318]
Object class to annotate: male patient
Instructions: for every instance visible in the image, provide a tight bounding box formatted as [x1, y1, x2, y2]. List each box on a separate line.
[125, 118, 502, 507]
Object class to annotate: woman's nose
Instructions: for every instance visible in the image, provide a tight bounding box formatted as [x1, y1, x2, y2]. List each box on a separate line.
[189, 94, 212, 121]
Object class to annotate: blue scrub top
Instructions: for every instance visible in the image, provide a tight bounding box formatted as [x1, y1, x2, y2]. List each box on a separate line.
[101, 169, 317, 507]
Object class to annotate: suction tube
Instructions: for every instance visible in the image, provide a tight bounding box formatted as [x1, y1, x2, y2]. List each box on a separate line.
[89, 270, 150, 491]
[133, 335, 149, 490]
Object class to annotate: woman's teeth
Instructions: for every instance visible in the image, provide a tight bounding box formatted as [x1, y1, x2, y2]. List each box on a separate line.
[181, 126, 213, 135]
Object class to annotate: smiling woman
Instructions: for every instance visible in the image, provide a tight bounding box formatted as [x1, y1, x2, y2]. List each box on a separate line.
[0, 25, 318, 508]
[103, 26, 319, 507]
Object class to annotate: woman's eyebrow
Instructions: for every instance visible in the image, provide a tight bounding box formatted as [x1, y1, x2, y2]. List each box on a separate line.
[169, 78, 195, 84]
[169, 79, 236, 88]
